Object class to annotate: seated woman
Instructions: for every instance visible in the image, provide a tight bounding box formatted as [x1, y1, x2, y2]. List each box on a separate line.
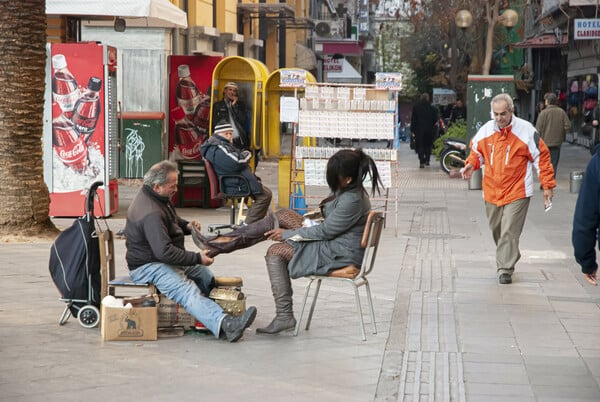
[193, 148, 383, 334]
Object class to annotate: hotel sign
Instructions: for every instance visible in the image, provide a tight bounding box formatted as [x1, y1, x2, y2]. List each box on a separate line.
[574, 19, 600, 40]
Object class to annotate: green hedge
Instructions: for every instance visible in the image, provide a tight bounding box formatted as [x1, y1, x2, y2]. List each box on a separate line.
[433, 120, 467, 160]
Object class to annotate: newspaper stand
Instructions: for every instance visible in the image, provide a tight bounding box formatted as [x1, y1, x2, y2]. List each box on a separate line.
[290, 80, 400, 236]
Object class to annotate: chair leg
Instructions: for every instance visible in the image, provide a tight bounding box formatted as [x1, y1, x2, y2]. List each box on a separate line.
[305, 279, 322, 331]
[353, 285, 367, 341]
[364, 281, 377, 334]
[237, 197, 246, 225]
[293, 278, 314, 336]
[230, 201, 237, 225]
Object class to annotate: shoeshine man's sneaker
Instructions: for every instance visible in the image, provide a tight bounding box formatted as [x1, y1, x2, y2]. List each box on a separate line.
[499, 273, 512, 284]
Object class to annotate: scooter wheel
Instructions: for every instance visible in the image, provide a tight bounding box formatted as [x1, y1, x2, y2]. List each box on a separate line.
[440, 149, 465, 174]
[78, 305, 100, 328]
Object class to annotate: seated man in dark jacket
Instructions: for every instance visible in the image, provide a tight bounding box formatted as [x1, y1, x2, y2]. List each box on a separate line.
[201, 122, 272, 224]
[124, 160, 256, 342]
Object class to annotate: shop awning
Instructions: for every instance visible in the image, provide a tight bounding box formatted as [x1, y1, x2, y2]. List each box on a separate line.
[46, 0, 188, 29]
[512, 33, 567, 48]
[325, 58, 362, 84]
[315, 40, 363, 56]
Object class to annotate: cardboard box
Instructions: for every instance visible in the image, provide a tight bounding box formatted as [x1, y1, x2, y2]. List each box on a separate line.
[101, 304, 158, 341]
[157, 295, 196, 328]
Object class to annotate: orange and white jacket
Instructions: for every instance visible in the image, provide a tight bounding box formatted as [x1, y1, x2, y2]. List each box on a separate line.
[465, 115, 555, 207]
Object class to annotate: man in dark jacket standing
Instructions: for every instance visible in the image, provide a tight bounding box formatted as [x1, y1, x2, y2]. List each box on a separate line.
[211, 82, 250, 151]
[572, 146, 600, 286]
[411, 93, 439, 168]
[201, 123, 272, 224]
[536, 92, 571, 177]
[125, 160, 257, 342]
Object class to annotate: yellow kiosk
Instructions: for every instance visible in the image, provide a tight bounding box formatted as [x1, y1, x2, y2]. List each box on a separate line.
[264, 68, 316, 158]
[208, 56, 269, 157]
[264, 68, 316, 208]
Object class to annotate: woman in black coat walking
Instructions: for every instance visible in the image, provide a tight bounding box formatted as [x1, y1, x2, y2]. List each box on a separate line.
[411, 93, 439, 168]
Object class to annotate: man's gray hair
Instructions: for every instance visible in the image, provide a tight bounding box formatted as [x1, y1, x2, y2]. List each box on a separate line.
[544, 92, 558, 105]
[491, 93, 514, 112]
[144, 160, 178, 187]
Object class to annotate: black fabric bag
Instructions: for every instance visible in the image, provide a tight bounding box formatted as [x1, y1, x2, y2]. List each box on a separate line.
[49, 181, 104, 316]
[49, 217, 101, 316]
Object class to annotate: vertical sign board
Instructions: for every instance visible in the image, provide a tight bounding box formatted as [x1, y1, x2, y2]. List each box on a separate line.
[466, 75, 516, 146]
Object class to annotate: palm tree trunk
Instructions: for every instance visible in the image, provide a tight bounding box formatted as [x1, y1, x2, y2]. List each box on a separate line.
[0, 1, 58, 236]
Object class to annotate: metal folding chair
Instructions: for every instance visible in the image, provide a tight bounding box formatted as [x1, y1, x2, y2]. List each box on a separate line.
[293, 211, 385, 341]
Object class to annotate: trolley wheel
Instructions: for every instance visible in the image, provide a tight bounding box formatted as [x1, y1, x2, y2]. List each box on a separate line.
[78, 305, 100, 328]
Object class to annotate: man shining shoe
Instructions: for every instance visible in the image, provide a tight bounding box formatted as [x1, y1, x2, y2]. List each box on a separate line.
[125, 160, 257, 342]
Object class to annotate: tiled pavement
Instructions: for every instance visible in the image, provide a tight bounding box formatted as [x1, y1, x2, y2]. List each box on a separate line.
[1, 142, 599, 401]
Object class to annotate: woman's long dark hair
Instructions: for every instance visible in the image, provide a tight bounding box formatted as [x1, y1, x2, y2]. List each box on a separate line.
[325, 148, 383, 196]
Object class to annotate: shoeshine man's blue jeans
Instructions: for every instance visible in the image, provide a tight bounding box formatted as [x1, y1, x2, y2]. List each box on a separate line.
[129, 262, 225, 337]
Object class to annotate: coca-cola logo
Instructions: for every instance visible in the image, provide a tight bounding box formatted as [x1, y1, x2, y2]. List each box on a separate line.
[57, 140, 87, 162]
[178, 141, 201, 159]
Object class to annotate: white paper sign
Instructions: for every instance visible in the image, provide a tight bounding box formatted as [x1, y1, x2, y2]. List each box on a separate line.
[280, 97, 299, 123]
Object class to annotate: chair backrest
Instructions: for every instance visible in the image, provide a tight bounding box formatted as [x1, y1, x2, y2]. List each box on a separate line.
[202, 158, 222, 200]
[98, 229, 115, 300]
[359, 211, 385, 277]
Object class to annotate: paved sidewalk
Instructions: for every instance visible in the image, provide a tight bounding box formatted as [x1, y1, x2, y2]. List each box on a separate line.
[1, 143, 599, 402]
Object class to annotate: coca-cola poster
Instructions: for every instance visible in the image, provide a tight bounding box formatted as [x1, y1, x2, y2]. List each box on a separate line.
[50, 42, 106, 192]
[168, 55, 222, 161]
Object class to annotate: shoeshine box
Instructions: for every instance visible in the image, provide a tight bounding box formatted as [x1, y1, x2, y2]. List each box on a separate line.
[157, 295, 196, 328]
[101, 303, 158, 341]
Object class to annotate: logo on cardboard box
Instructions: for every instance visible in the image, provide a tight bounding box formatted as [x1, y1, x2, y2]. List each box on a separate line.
[106, 310, 146, 338]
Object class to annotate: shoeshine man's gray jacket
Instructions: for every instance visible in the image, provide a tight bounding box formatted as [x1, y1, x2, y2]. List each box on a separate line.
[125, 185, 202, 270]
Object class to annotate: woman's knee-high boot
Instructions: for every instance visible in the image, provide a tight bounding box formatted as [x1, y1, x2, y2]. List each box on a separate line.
[196, 212, 278, 258]
[256, 255, 297, 334]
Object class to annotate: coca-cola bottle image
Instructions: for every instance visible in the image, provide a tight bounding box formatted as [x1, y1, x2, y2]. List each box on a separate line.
[176, 64, 201, 119]
[52, 54, 80, 118]
[172, 106, 202, 160]
[71, 77, 102, 143]
[191, 95, 211, 136]
[52, 113, 89, 173]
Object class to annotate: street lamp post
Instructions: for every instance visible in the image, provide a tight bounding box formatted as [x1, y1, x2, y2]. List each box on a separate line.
[454, 4, 518, 75]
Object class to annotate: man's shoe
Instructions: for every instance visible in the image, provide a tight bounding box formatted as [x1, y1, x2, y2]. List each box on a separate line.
[419, 163, 425, 169]
[220, 306, 257, 342]
[498, 273, 512, 284]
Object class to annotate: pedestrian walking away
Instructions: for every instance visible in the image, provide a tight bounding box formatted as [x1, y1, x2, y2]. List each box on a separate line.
[536, 92, 571, 177]
[460, 93, 555, 285]
[411, 93, 439, 168]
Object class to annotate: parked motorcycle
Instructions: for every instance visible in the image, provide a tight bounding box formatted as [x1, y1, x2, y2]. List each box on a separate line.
[440, 137, 467, 174]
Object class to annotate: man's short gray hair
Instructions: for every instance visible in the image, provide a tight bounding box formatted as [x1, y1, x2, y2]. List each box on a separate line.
[491, 93, 514, 112]
[144, 160, 178, 187]
[544, 92, 558, 105]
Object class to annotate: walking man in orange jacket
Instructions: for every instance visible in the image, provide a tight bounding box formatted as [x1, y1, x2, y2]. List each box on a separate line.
[460, 93, 555, 284]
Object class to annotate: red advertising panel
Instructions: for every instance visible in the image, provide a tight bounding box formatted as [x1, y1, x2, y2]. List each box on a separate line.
[168, 55, 222, 207]
[48, 42, 117, 217]
[168, 55, 222, 161]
